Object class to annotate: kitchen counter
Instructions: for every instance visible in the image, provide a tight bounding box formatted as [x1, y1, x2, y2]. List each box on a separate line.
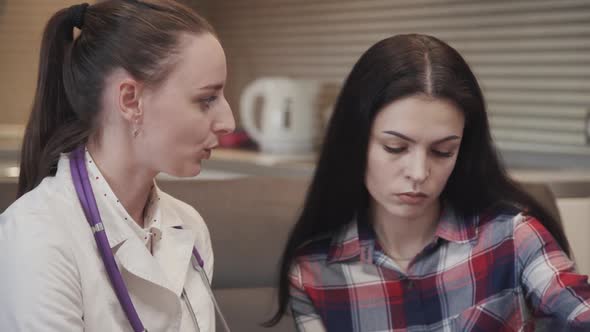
[1, 139, 590, 197]
[202, 148, 316, 178]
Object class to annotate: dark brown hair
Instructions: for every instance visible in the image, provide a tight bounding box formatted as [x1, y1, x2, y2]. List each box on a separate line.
[17, 0, 214, 197]
[266, 33, 571, 325]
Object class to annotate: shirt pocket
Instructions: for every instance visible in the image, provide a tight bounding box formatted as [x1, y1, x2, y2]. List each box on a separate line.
[449, 290, 532, 332]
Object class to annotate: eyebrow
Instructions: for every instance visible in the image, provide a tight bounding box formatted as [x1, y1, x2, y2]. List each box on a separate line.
[199, 83, 224, 91]
[382, 130, 461, 144]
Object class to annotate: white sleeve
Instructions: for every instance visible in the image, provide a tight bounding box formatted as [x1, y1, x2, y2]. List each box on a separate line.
[0, 215, 84, 331]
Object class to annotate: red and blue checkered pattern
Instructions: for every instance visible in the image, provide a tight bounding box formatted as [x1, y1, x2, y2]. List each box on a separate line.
[289, 208, 590, 331]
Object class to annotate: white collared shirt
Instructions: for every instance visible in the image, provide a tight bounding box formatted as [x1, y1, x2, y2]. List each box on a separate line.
[0, 151, 215, 332]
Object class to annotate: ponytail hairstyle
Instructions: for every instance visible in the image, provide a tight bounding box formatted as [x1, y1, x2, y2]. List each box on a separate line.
[17, 0, 214, 197]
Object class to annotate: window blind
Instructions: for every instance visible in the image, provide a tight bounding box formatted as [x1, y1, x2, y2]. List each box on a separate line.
[202, 0, 590, 156]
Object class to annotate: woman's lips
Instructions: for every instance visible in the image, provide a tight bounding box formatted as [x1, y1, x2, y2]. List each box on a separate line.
[202, 144, 218, 160]
[396, 192, 428, 205]
[202, 149, 212, 159]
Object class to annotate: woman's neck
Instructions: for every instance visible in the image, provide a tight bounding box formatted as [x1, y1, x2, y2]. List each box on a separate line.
[371, 200, 441, 267]
[86, 138, 156, 228]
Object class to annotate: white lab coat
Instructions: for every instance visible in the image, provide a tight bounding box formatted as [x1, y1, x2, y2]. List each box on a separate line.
[0, 152, 215, 332]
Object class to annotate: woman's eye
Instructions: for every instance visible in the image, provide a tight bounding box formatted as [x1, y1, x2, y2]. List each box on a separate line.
[432, 150, 453, 158]
[198, 95, 218, 110]
[383, 145, 406, 154]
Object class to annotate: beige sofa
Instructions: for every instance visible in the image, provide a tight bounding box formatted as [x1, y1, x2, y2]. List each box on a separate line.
[0, 176, 566, 331]
[158, 177, 308, 332]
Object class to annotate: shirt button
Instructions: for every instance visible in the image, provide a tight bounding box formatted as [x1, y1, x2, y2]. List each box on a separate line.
[406, 280, 414, 290]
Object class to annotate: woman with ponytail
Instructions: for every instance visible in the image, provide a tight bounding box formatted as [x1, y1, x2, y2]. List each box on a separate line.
[0, 1, 234, 331]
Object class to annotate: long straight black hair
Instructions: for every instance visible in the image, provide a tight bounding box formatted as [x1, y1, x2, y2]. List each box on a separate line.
[17, 0, 213, 198]
[266, 33, 571, 326]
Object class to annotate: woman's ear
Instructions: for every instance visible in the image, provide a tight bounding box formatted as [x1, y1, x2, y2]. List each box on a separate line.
[118, 78, 144, 124]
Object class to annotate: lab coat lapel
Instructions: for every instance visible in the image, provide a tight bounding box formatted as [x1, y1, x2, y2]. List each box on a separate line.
[110, 234, 184, 332]
[113, 237, 171, 290]
[91, 188, 170, 291]
[155, 225, 198, 296]
[154, 196, 198, 296]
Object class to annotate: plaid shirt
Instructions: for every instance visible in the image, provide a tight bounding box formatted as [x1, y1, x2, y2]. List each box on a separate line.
[289, 207, 590, 331]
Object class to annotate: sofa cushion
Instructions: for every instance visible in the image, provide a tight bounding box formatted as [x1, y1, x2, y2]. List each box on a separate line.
[157, 176, 310, 288]
[213, 287, 296, 332]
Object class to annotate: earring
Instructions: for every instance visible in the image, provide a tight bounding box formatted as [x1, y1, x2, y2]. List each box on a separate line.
[132, 119, 141, 138]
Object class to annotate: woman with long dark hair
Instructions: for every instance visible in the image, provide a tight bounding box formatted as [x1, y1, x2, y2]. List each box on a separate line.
[267, 34, 590, 331]
[0, 1, 234, 331]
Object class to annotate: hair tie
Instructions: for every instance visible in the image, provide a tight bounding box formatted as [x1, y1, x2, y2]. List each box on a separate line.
[69, 3, 89, 29]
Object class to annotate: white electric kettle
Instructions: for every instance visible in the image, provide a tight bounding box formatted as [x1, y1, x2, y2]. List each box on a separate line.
[240, 77, 321, 154]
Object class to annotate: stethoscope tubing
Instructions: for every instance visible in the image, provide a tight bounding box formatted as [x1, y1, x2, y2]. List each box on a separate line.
[71, 146, 146, 332]
[71, 146, 231, 332]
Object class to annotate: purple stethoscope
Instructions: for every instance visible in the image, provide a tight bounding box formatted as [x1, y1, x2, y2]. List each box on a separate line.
[69, 146, 230, 332]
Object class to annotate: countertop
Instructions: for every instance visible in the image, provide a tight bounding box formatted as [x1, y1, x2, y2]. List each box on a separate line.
[0, 131, 589, 197]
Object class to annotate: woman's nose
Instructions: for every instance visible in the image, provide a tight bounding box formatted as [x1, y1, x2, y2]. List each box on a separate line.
[404, 151, 430, 184]
[213, 98, 235, 136]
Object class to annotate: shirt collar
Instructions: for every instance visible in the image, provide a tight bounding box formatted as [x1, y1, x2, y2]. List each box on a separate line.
[326, 216, 366, 264]
[83, 148, 164, 247]
[58, 149, 186, 249]
[435, 205, 479, 243]
[326, 205, 479, 264]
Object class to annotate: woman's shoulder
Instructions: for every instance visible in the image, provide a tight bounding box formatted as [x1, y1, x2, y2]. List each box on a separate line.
[1, 176, 77, 230]
[477, 205, 554, 246]
[0, 179, 81, 270]
[293, 223, 353, 263]
[478, 204, 527, 229]
[295, 235, 334, 259]
[466, 206, 528, 248]
[2, 173, 89, 254]
[0, 180, 83, 327]
[0, 209, 76, 259]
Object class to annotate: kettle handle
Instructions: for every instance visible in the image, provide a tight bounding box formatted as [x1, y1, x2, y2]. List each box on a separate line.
[239, 79, 265, 143]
